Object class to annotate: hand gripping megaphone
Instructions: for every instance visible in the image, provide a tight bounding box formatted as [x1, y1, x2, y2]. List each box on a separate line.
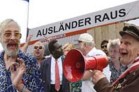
[63, 49, 108, 82]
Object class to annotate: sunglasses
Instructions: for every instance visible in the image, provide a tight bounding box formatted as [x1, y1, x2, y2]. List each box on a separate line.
[34, 46, 43, 49]
[78, 41, 83, 43]
[101, 45, 107, 48]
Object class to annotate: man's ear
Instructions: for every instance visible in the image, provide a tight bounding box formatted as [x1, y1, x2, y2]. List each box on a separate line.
[84, 43, 87, 47]
[51, 51, 54, 55]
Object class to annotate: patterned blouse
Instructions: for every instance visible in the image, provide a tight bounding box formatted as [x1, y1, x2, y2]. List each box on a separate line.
[109, 60, 127, 83]
[0, 50, 44, 92]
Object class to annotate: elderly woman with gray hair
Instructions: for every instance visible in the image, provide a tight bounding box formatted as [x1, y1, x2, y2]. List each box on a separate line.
[107, 39, 127, 83]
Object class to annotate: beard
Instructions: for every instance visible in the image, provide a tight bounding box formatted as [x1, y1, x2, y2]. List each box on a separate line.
[2, 43, 19, 57]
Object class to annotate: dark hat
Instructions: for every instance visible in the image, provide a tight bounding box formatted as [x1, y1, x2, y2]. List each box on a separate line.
[119, 25, 139, 40]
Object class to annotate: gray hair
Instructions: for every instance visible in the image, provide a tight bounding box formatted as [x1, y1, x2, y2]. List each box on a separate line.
[33, 41, 45, 49]
[84, 41, 95, 47]
[0, 19, 20, 36]
[107, 39, 120, 51]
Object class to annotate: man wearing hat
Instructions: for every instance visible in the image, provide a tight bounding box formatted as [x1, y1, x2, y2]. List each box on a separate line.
[91, 25, 139, 92]
[77, 33, 111, 92]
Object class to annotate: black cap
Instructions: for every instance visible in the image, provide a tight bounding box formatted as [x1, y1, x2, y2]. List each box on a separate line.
[119, 25, 139, 40]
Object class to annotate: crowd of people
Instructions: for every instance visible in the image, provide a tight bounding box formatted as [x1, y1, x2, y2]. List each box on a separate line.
[0, 18, 139, 92]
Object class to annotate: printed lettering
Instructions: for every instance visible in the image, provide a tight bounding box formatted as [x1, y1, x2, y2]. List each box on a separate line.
[95, 15, 101, 23]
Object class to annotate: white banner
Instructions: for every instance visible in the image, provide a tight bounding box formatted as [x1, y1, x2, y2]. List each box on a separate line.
[28, 1, 139, 41]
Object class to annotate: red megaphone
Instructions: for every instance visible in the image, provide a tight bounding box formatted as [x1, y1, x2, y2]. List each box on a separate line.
[63, 49, 108, 82]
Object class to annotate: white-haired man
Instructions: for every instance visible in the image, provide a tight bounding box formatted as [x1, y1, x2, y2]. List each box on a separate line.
[0, 19, 44, 92]
[77, 33, 111, 92]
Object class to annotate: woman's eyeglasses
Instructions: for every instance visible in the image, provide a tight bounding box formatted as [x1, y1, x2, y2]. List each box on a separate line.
[34, 46, 43, 49]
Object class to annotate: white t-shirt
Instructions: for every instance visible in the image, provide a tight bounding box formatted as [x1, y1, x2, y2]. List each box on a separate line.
[82, 47, 111, 92]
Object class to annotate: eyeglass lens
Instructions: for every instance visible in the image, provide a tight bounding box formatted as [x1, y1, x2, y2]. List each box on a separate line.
[4, 32, 21, 39]
[101, 45, 107, 48]
[34, 46, 43, 49]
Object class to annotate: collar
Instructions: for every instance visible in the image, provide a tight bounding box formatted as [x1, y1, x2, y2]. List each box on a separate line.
[86, 47, 96, 56]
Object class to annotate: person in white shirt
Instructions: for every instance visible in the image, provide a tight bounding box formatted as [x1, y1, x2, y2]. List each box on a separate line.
[77, 33, 111, 92]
